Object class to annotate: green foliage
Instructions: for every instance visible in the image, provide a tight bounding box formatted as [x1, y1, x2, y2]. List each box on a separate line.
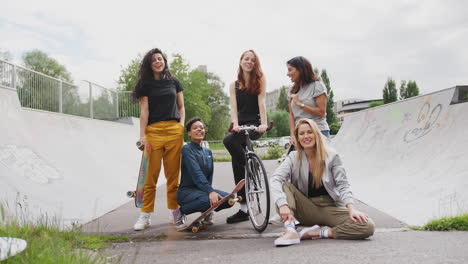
[329, 122, 341, 135]
[93, 89, 117, 119]
[321, 69, 337, 125]
[369, 100, 384, 108]
[276, 86, 289, 112]
[22, 49, 73, 82]
[421, 214, 468, 231]
[0, 220, 128, 263]
[205, 72, 230, 140]
[265, 110, 290, 137]
[400, 80, 420, 100]
[170, 55, 229, 141]
[16, 50, 83, 115]
[117, 55, 141, 92]
[116, 53, 229, 137]
[383, 78, 398, 104]
[266, 145, 284, 159]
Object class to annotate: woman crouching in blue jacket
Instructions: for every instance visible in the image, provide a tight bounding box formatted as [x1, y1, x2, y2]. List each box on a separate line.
[176, 117, 234, 230]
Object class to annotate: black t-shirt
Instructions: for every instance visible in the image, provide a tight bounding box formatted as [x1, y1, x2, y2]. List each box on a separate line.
[140, 78, 184, 125]
[308, 172, 329, 197]
[235, 81, 260, 125]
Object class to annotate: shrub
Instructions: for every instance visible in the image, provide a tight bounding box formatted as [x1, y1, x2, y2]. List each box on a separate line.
[422, 214, 468, 231]
[330, 122, 341, 135]
[266, 145, 283, 160]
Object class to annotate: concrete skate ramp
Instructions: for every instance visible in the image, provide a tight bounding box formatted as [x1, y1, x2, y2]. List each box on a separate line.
[332, 86, 468, 226]
[0, 86, 153, 226]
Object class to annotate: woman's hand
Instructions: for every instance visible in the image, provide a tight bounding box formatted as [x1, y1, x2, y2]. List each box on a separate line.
[349, 208, 369, 224]
[289, 94, 301, 106]
[209, 192, 222, 207]
[279, 205, 294, 223]
[289, 135, 296, 146]
[232, 123, 241, 133]
[258, 124, 268, 133]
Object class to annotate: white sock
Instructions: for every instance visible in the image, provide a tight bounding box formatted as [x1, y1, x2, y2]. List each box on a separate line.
[141, 212, 151, 217]
[283, 220, 296, 232]
[240, 203, 248, 213]
[320, 228, 330, 238]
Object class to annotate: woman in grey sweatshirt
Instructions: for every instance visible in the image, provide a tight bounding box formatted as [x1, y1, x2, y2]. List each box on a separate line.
[270, 118, 374, 246]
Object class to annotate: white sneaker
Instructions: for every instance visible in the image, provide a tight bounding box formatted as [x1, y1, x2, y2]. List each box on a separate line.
[299, 225, 320, 240]
[274, 228, 300, 246]
[202, 212, 214, 225]
[172, 208, 188, 230]
[134, 213, 151, 231]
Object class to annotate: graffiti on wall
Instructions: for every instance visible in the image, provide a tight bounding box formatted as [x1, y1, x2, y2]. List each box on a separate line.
[0, 145, 62, 184]
[403, 102, 442, 143]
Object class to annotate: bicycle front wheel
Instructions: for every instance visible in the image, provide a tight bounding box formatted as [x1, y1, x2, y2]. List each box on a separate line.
[244, 153, 270, 232]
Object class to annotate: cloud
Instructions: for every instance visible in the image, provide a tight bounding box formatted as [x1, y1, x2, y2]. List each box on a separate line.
[1, 0, 467, 100]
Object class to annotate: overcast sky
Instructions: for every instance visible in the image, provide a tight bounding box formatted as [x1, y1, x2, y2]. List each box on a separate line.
[1, 0, 467, 100]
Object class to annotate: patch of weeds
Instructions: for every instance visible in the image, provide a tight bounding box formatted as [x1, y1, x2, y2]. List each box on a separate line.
[421, 214, 468, 231]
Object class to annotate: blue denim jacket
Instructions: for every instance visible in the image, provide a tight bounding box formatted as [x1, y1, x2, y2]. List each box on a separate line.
[179, 141, 214, 194]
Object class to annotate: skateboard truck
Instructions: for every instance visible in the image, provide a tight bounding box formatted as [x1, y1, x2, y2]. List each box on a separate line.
[228, 196, 242, 206]
[136, 141, 144, 151]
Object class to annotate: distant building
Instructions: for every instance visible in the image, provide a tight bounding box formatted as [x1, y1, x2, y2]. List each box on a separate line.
[335, 98, 382, 124]
[266, 86, 289, 111]
[266, 89, 281, 111]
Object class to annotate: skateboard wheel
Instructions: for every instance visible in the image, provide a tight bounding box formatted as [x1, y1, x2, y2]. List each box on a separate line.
[228, 198, 236, 206]
[127, 191, 136, 198]
[237, 196, 243, 203]
[192, 226, 199, 233]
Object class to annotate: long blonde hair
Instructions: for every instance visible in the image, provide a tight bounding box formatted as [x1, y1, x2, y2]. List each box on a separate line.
[294, 118, 328, 188]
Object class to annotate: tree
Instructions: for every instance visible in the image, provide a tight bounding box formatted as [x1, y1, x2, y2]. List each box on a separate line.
[205, 72, 230, 140]
[117, 55, 141, 92]
[18, 49, 79, 113]
[22, 49, 73, 82]
[116, 55, 142, 118]
[320, 69, 337, 125]
[400, 80, 420, 100]
[276, 86, 289, 112]
[265, 110, 290, 138]
[383, 78, 398, 104]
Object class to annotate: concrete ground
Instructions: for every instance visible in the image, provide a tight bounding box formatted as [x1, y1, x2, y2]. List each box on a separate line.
[83, 160, 467, 263]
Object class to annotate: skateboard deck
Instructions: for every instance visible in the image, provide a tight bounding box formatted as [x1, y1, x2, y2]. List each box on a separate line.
[126, 141, 152, 208]
[179, 179, 246, 233]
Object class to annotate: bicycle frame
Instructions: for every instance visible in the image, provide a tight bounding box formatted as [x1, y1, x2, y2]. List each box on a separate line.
[228, 121, 273, 232]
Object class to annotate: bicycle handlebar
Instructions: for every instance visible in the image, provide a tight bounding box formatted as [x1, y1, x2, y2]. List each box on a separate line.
[227, 120, 274, 133]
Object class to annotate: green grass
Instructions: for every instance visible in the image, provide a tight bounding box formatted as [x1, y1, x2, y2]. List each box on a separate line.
[0, 220, 129, 263]
[207, 141, 225, 150]
[411, 214, 468, 231]
[418, 214, 468, 231]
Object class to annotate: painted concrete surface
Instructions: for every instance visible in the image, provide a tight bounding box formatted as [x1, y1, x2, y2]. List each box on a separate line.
[83, 161, 407, 239]
[0, 86, 159, 226]
[332, 86, 468, 226]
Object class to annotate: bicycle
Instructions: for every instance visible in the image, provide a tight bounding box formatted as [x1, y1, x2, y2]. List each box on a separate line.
[228, 121, 273, 232]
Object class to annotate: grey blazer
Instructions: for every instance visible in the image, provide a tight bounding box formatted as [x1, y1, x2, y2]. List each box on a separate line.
[270, 147, 354, 208]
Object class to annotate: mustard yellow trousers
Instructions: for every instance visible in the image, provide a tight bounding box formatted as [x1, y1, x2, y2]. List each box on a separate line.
[142, 120, 184, 213]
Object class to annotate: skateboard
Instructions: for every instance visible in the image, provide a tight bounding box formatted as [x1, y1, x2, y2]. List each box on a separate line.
[126, 141, 152, 208]
[179, 179, 245, 233]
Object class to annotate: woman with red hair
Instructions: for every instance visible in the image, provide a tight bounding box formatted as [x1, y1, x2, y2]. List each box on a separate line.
[223, 50, 268, 224]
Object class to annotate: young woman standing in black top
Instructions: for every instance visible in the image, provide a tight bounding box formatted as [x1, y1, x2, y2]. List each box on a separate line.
[223, 50, 268, 223]
[132, 48, 186, 231]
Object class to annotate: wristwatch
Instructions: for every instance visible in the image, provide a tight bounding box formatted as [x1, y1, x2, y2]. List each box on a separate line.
[300, 103, 305, 108]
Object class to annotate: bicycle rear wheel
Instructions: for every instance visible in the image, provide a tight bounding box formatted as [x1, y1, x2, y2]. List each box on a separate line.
[244, 153, 270, 232]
